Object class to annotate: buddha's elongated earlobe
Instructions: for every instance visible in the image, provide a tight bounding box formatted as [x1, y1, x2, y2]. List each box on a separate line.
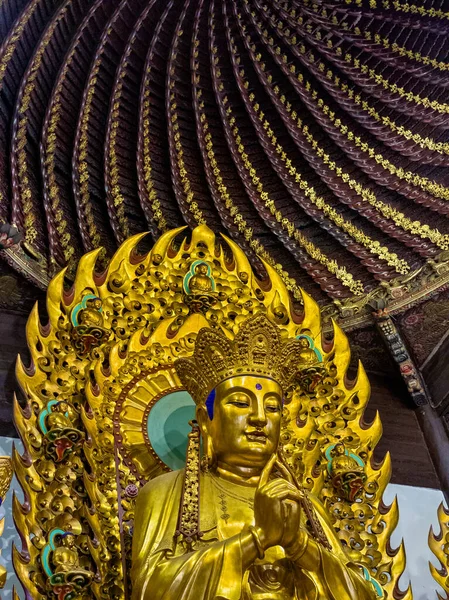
[197, 406, 216, 472]
[201, 433, 216, 473]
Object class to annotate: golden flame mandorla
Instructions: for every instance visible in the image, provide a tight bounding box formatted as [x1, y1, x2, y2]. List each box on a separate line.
[12, 224, 412, 599]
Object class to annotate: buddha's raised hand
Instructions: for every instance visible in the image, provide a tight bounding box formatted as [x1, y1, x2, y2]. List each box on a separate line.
[254, 454, 302, 550]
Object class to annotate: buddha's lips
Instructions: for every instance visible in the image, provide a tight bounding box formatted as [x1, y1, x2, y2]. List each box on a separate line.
[245, 431, 267, 443]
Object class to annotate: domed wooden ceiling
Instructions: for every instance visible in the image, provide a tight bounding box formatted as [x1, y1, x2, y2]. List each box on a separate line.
[1, 0, 449, 327]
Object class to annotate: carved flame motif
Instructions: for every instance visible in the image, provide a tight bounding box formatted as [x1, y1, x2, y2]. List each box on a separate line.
[429, 502, 449, 598]
[13, 225, 411, 599]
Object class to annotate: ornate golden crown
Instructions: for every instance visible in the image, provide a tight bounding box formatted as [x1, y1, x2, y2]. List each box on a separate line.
[175, 313, 306, 405]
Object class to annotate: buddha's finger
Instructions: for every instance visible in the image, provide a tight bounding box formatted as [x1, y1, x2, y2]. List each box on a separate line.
[258, 479, 288, 496]
[275, 456, 295, 485]
[259, 479, 301, 498]
[281, 499, 299, 515]
[258, 454, 277, 489]
[272, 488, 303, 503]
[281, 499, 296, 520]
[267, 479, 302, 496]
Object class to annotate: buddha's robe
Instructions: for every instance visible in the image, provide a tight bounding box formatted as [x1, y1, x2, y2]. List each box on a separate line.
[131, 470, 377, 600]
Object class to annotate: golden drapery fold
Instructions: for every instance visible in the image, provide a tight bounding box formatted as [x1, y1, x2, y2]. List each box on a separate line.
[131, 470, 377, 600]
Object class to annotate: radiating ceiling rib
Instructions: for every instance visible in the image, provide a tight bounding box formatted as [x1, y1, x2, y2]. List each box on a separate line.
[136, 0, 185, 235]
[10, 0, 90, 260]
[104, 0, 161, 243]
[41, 0, 117, 270]
[0, 0, 64, 224]
[0, 0, 447, 313]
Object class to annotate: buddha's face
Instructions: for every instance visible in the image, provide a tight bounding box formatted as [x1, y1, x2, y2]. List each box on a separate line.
[196, 264, 208, 275]
[199, 375, 283, 470]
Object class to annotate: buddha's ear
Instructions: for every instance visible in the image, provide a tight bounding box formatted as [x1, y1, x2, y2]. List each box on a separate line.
[196, 405, 216, 471]
[196, 405, 210, 436]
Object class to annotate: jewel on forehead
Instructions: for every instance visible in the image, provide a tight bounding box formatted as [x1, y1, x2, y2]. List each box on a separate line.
[255, 383, 263, 390]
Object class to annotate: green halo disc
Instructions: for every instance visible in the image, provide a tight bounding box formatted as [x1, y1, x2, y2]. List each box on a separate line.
[146, 390, 196, 470]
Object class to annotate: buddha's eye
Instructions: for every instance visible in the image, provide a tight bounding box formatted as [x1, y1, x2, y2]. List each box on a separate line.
[265, 399, 281, 413]
[227, 394, 250, 408]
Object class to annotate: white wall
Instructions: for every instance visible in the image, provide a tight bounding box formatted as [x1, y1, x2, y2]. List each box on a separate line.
[0, 436, 20, 598]
[0, 436, 445, 599]
[385, 483, 446, 600]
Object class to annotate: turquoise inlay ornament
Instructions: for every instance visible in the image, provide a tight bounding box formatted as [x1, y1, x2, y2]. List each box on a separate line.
[38, 400, 61, 435]
[70, 293, 102, 327]
[42, 528, 67, 577]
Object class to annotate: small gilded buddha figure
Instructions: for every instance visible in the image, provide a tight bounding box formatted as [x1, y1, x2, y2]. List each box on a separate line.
[45, 402, 72, 432]
[77, 297, 104, 328]
[131, 314, 377, 600]
[184, 261, 217, 313]
[329, 443, 367, 502]
[297, 336, 320, 367]
[52, 533, 81, 573]
[188, 262, 214, 294]
[49, 530, 93, 599]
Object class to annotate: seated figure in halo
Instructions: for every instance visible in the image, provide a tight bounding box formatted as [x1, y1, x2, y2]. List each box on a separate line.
[131, 314, 377, 600]
[188, 262, 215, 294]
[295, 335, 321, 367]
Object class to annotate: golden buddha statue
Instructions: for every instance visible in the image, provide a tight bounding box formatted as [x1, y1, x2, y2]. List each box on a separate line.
[131, 314, 377, 600]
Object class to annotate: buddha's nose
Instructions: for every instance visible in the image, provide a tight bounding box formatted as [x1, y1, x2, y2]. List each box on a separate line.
[248, 398, 268, 427]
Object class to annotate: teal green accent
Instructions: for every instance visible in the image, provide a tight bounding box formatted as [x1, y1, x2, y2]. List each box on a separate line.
[42, 544, 53, 577]
[70, 303, 82, 327]
[147, 391, 196, 470]
[361, 566, 384, 597]
[38, 400, 59, 435]
[70, 293, 102, 326]
[183, 274, 190, 294]
[42, 528, 66, 576]
[296, 334, 323, 362]
[325, 444, 365, 473]
[183, 260, 215, 294]
[324, 444, 335, 463]
[350, 452, 365, 468]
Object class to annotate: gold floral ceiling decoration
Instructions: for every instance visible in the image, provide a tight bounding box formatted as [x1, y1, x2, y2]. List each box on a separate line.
[0, 0, 449, 328]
